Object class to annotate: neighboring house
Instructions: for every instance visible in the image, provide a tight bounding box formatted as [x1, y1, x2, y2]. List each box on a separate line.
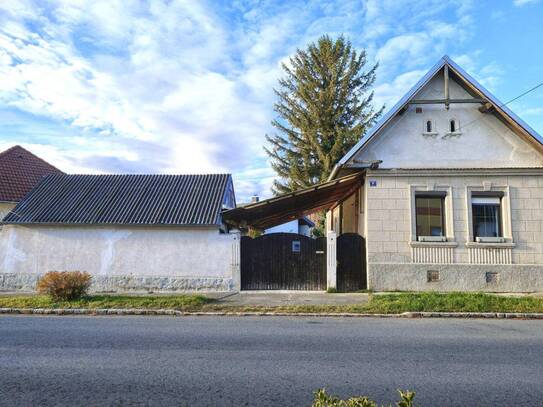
[246, 195, 315, 236]
[264, 217, 314, 236]
[0, 173, 238, 293]
[225, 55, 543, 293]
[0, 145, 62, 219]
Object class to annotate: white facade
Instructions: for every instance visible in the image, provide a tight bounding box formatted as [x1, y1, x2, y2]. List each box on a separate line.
[0, 225, 240, 293]
[327, 56, 543, 292]
[0, 202, 15, 220]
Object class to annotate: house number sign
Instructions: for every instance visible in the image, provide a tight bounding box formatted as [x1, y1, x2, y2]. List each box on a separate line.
[369, 180, 377, 187]
[292, 241, 301, 252]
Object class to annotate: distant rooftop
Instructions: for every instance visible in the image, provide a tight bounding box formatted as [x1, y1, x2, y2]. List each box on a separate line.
[0, 145, 63, 202]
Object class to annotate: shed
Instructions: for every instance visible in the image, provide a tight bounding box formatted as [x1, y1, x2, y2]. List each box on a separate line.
[0, 173, 239, 293]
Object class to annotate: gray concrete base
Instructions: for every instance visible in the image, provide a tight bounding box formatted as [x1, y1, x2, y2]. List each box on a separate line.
[369, 263, 543, 292]
[0, 273, 235, 293]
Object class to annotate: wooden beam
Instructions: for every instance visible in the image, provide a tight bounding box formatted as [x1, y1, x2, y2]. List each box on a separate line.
[409, 98, 486, 105]
[479, 102, 494, 113]
[444, 65, 450, 110]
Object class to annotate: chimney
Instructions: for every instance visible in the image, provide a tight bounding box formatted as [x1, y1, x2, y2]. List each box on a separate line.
[251, 195, 260, 203]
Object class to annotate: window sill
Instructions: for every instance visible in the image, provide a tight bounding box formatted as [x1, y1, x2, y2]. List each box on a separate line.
[410, 241, 458, 248]
[465, 242, 515, 249]
[422, 132, 439, 137]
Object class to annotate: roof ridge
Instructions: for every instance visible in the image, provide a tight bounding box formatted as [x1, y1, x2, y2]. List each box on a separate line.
[0, 145, 64, 174]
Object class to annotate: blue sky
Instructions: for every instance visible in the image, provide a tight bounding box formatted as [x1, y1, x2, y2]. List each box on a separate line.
[0, 0, 542, 201]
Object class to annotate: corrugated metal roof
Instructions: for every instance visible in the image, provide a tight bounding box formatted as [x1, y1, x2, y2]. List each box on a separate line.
[3, 173, 234, 226]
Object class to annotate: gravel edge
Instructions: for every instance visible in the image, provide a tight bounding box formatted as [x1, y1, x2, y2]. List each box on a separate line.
[1, 308, 543, 319]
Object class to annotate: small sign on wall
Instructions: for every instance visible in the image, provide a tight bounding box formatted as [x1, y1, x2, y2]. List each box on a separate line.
[369, 180, 377, 187]
[292, 241, 301, 252]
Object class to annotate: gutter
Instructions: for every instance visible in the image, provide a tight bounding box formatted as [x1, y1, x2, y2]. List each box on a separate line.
[328, 160, 383, 181]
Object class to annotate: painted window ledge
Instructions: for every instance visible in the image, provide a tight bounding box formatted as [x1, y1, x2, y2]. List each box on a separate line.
[409, 241, 458, 248]
[465, 242, 516, 249]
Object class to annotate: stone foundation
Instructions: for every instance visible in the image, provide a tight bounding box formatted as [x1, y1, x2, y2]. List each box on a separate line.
[0, 273, 235, 293]
[369, 263, 543, 292]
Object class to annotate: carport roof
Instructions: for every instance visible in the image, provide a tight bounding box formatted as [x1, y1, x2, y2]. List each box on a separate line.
[223, 173, 363, 230]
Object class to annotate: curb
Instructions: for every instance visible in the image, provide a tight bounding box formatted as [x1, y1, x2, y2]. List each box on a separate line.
[1, 308, 543, 319]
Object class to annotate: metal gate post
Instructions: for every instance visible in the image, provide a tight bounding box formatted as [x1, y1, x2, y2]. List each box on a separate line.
[230, 229, 241, 292]
[326, 231, 337, 290]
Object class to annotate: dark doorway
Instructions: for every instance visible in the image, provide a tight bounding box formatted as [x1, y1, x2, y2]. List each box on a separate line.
[336, 233, 366, 291]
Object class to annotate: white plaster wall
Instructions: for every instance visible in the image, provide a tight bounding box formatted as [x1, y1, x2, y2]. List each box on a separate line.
[364, 171, 543, 291]
[352, 76, 543, 169]
[0, 202, 15, 220]
[0, 225, 238, 291]
[365, 171, 543, 265]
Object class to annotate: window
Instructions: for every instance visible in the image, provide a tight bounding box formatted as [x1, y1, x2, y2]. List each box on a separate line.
[449, 119, 457, 133]
[472, 195, 502, 240]
[425, 120, 433, 133]
[415, 195, 445, 238]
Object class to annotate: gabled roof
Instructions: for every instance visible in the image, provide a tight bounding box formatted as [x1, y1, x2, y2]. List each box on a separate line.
[330, 55, 543, 179]
[0, 145, 63, 202]
[3, 173, 235, 226]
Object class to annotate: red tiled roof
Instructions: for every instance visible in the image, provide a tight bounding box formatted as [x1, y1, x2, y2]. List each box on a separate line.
[0, 145, 63, 202]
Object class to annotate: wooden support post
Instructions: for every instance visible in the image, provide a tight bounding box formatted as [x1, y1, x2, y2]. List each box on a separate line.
[444, 65, 450, 110]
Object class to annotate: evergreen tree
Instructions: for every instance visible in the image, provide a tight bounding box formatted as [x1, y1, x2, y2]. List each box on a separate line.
[265, 35, 383, 194]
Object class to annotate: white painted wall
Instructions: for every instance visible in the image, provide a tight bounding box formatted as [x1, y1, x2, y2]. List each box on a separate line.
[352, 75, 543, 169]
[0, 225, 239, 292]
[0, 202, 15, 220]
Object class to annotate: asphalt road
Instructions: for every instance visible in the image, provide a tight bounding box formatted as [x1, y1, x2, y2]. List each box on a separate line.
[1, 316, 542, 406]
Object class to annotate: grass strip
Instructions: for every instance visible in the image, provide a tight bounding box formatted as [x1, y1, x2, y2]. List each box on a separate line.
[1, 292, 543, 314]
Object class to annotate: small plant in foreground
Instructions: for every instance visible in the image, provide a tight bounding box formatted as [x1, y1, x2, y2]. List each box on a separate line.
[37, 271, 92, 301]
[312, 388, 416, 407]
[326, 287, 338, 294]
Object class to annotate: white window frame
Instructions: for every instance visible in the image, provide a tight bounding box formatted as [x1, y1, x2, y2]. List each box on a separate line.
[446, 117, 462, 136]
[409, 185, 455, 245]
[465, 185, 514, 246]
[422, 118, 438, 136]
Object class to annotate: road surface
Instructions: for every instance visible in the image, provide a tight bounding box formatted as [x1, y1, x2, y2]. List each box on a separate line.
[1, 315, 542, 406]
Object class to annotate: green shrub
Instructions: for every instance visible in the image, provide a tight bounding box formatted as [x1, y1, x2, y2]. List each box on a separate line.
[37, 271, 92, 301]
[326, 287, 338, 294]
[312, 389, 416, 407]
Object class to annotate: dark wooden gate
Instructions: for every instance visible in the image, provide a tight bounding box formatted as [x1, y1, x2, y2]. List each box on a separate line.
[336, 233, 366, 291]
[241, 233, 326, 290]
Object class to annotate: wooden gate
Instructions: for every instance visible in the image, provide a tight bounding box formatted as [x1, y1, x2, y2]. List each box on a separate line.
[336, 233, 366, 291]
[241, 233, 326, 290]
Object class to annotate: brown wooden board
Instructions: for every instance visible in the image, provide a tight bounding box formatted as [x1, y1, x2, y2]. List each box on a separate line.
[241, 233, 326, 290]
[336, 233, 366, 292]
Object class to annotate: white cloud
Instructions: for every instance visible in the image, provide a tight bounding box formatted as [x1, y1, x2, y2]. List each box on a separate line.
[513, 0, 540, 6]
[0, 0, 508, 201]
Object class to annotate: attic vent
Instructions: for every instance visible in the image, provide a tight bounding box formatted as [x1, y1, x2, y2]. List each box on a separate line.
[425, 120, 433, 133]
[415, 107, 423, 114]
[450, 119, 457, 132]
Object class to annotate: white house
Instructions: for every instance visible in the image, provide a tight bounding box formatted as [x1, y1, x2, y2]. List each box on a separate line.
[225, 56, 543, 293]
[264, 217, 315, 236]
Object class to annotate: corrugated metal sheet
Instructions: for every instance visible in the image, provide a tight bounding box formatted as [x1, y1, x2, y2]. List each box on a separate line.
[3, 174, 233, 226]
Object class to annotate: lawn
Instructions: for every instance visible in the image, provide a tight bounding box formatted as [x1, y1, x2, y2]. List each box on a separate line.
[0, 294, 211, 311]
[1, 292, 543, 314]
